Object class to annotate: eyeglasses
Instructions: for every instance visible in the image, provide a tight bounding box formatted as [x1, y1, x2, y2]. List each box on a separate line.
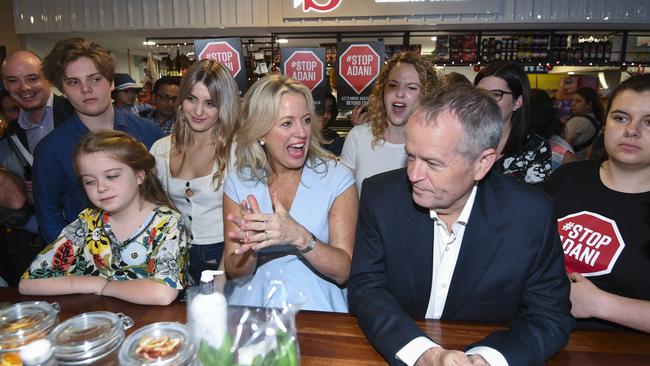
[156, 94, 178, 103]
[486, 89, 513, 102]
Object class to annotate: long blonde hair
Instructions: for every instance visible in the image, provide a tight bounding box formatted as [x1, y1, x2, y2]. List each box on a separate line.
[368, 52, 440, 147]
[235, 74, 334, 183]
[171, 60, 240, 189]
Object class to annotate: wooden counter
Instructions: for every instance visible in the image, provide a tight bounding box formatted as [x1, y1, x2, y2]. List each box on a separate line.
[1, 289, 648, 365]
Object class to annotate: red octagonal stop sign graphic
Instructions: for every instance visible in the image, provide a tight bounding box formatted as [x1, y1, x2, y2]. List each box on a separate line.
[198, 41, 242, 78]
[557, 211, 625, 277]
[284, 51, 324, 91]
[339, 44, 381, 94]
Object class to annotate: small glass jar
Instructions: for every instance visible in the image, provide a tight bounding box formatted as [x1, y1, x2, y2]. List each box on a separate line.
[0, 301, 60, 365]
[119, 322, 197, 366]
[49, 311, 133, 366]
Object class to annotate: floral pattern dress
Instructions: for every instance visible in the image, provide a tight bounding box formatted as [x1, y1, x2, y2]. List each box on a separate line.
[495, 133, 552, 186]
[22, 206, 189, 289]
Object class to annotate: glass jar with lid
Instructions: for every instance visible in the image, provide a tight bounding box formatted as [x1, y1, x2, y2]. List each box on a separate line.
[48, 311, 133, 365]
[119, 322, 197, 366]
[0, 301, 60, 365]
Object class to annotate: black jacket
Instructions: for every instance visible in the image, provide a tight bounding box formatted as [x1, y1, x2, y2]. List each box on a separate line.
[348, 168, 574, 365]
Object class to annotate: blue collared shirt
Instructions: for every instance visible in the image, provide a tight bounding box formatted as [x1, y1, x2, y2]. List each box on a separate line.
[33, 108, 164, 243]
[17, 92, 55, 153]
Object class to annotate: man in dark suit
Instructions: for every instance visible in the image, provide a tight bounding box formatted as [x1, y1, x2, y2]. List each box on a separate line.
[348, 84, 573, 366]
[1, 51, 73, 282]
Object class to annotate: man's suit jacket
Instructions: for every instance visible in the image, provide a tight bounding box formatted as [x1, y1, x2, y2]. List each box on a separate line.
[348, 168, 574, 366]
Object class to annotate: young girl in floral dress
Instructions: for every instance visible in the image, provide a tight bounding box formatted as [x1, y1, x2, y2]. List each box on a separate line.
[19, 130, 188, 305]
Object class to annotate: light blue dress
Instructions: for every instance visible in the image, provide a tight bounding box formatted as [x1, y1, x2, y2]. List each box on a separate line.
[224, 159, 354, 312]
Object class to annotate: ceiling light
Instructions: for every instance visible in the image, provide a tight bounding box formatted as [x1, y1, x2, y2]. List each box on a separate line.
[277, 39, 289, 44]
[143, 41, 156, 46]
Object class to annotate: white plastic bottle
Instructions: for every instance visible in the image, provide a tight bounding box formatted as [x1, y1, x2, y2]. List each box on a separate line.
[188, 270, 228, 351]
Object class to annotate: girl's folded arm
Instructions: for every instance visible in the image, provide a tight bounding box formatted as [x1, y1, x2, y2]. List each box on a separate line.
[18, 276, 107, 296]
[100, 279, 179, 306]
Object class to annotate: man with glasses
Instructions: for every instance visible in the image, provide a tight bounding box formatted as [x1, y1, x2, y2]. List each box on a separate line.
[140, 76, 181, 135]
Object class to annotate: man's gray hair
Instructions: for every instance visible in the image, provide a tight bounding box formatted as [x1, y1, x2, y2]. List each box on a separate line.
[417, 84, 503, 161]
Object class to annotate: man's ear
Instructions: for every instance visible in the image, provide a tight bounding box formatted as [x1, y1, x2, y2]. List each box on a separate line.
[473, 148, 497, 181]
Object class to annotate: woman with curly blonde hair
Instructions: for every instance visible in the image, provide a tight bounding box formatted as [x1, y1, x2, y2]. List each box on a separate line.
[150, 60, 240, 282]
[340, 52, 440, 193]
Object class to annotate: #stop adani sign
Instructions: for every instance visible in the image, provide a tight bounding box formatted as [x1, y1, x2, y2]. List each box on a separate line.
[194, 38, 248, 94]
[197, 41, 241, 77]
[281, 48, 327, 113]
[282, 50, 324, 91]
[558, 211, 625, 277]
[337, 41, 384, 111]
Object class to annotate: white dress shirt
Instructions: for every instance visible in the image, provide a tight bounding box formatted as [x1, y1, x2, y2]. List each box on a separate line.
[396, 186, 508, 366]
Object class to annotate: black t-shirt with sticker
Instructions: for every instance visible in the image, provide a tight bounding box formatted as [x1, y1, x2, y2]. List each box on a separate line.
[545, 160, 650, 303]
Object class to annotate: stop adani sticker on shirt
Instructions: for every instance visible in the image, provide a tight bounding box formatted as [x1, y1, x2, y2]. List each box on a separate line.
[557, 211, 625, 277]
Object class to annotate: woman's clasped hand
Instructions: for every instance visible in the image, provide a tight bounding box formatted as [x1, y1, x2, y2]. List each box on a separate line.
[227, 192, 311, 254]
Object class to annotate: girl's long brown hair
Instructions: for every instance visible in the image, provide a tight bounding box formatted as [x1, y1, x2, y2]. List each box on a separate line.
[73, 130, 175, 210]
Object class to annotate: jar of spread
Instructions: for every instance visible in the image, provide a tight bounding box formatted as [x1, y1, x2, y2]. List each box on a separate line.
[119, 322, 196, 366]
[0, 302, 60, 366]
[49, 311, 133, 365]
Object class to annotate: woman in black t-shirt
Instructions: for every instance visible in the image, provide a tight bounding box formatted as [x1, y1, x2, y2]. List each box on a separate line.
[545, 73, 650, 333]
